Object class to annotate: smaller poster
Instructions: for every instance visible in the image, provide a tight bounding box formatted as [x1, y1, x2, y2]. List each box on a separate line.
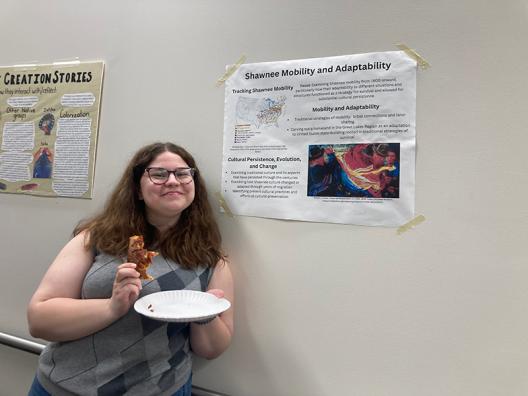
[221, 51, 416, 226]
[0, 61, 104, 198]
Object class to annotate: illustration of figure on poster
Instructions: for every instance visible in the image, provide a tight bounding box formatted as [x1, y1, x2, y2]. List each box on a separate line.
[307, 143, 400, 198]
[33, 146, 53, 179]
[38, 113, 55, 135]
[307, 145, 339, 196]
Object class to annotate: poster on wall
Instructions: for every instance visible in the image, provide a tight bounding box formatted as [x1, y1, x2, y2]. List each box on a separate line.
[0, 60, 104, 198]
[221, 51, 416, 226]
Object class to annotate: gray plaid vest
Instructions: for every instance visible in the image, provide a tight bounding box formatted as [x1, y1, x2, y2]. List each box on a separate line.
[37, 252, 212, 396]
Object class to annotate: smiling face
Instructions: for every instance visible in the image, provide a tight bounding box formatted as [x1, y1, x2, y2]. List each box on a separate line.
[139, 151, 195, 229]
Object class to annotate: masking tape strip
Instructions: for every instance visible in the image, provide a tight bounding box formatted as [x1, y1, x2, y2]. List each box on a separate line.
[13, 62, 38, 71]
[216, 55, 247, 87]
[53, 57, 81, 67]
[214, 192, 234, 217]
[397, 214, 426, 235]
[12, 57, 81, 71]
[395, 43, 430, 70]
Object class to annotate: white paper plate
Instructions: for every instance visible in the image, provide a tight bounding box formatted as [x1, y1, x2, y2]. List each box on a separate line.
[134, 290, 231, 322]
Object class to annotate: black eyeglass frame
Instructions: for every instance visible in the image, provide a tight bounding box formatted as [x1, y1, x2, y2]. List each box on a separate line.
[144, 167, 196, 185]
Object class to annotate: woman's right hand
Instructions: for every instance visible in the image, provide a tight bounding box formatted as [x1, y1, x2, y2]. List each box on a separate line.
[109, 263, 142, 318]
[28, 232, 145, 342]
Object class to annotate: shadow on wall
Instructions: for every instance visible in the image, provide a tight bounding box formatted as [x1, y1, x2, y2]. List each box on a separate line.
[193, 215, 325, 396]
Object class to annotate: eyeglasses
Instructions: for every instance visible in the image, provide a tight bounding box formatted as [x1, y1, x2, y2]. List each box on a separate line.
[144, 167, 195, 185]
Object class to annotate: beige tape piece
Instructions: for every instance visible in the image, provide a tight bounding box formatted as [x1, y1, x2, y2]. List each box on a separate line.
[216, 55, 247, 87]
[13, 61, 38, 71]
[395, 43, 430, 70]
[397, 214, 426, 235]
[12, 57, 81, 71]
[53, 57, 81, 67]
[214, 192, 234, 217]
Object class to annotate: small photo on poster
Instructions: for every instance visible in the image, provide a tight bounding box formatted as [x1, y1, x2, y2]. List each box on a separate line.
[307, 143, 400, 198]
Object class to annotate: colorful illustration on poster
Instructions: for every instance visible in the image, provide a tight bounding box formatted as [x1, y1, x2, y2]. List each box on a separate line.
[33, 146, 53, 179]
[307, 143, 400, 198]
[38, 113, 55, 135]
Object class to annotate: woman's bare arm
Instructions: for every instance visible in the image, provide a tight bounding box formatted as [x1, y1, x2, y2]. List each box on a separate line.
[27, 231, 142, 342]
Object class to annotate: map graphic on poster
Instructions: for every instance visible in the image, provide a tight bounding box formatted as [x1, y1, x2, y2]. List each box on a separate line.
[0, 61, 104, 198]
[222, 51, 417, 226]
[236, 96, 287, 128]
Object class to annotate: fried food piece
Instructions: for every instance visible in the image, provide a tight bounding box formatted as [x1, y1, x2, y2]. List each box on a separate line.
[127, 235, 158, 280]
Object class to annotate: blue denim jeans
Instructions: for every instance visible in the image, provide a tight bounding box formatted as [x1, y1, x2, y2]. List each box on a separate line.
[173, 373, 193, 396]
[29, 373, 192, 396]
[28, 376, 50, 396]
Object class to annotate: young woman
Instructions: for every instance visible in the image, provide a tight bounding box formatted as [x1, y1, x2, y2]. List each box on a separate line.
[27, 142, 234, 396]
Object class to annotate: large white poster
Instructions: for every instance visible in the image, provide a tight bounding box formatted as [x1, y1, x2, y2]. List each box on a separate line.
[221, 51, 416, 226]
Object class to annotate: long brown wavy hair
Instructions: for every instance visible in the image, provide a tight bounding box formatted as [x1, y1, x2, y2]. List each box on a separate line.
[74, 142, 224, 269]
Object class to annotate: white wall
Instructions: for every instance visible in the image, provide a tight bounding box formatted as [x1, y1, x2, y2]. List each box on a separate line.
[1, 1, 527, 395]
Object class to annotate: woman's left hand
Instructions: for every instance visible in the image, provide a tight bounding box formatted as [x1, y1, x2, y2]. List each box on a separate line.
[206, 288, 224, 299]
[190, 260, 234, 359]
